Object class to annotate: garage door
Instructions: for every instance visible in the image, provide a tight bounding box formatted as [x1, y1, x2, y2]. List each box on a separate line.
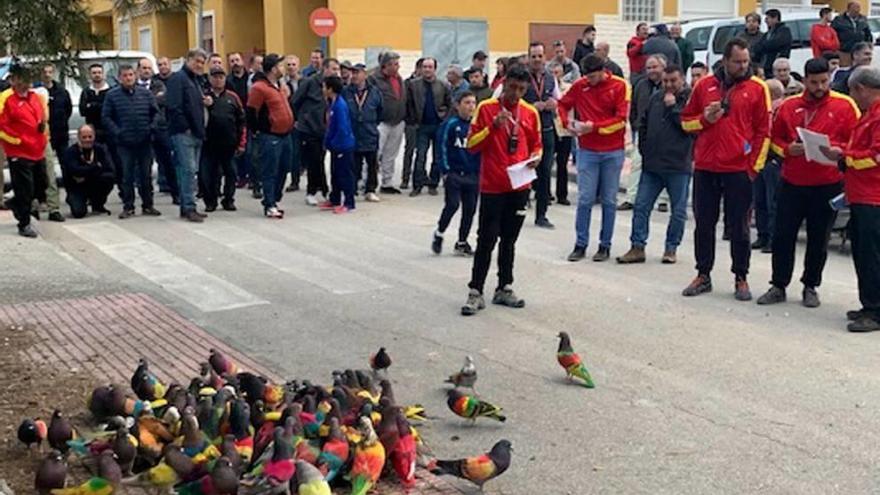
[422, 18, 488, 72]
[680, 0, 735, 19]
[529, 23, 584, 60]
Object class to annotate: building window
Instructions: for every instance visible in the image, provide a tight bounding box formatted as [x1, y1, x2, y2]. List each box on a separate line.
[872, 1, 880, 16]
[138, 27, 152, 54]
[119, 18, 131, 50]
[200, 13, 214, 53]
[621, 0, 657, 22]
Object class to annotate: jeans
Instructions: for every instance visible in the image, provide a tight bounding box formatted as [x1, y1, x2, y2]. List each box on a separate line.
[630, 170, 691, 252]
[153, 130, 178, 199]
[202, 146, 238, 207]
[693, 170, 753, 278]
[66, 177, 114, 218]
[402, 124, 418, 186]
[754, 159, 782, 243]
[329, 150, 356, 209]
[770, 180, 842, 289]
[8, 157, 45, 228]
[438, 172, 479, 242]
[413, 123, 439, 190]
[850, 204, 880, 313]
[535, 128, 555, 220]
[257, 133, 292, 209]
[469, 190, 530, 293]
[353, 151, 379, 193]
[247, 131, 262, 190]
[574, 149, 625, 249]
[301, 135, 328, 196]
[378, 121, 405, 187]
[117, 143, 154, 211]
[555, 134, 573, 202]
[171, 132, 202, 214]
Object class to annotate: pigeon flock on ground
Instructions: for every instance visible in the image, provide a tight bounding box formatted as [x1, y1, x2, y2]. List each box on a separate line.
[17, 333, 595, 494]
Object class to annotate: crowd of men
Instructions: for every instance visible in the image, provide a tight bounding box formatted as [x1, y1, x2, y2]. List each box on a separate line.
[0, 4, 878, 331]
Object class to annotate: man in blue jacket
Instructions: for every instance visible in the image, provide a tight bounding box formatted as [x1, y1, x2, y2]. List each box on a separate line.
[343, 63, 383, 202]
[166, 48, 208, 223]
[322, 75, 356, 214]
[431, 91, 480, 256]
[101, 64, 159, 219]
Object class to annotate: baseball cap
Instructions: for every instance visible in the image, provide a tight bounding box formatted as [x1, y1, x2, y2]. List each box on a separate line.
[262, 53, 284, 73]
[341, 60, 354, 70]
[209, 67, 226, 76]
[352, 63, 367, 71]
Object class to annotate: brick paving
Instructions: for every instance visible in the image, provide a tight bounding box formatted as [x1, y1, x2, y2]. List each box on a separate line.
[0, 292, 465, 495]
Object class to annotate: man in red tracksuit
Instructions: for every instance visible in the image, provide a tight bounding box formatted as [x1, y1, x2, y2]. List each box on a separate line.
[680, 38, 771, 301]
[823, 66, 880, 332]
[0, 65, 48, 238]
[757, 57, 859, 309]
[627, 23, 649, 86]
[461, 65, 542, 316]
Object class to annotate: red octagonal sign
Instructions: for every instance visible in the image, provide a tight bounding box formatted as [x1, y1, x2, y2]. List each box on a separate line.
[310, 8, 337, 37]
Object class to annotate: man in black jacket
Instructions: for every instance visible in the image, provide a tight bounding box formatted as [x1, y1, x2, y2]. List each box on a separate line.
[753, 9, 792, 77]
[79, 63, 111, 144]
[137, 58, 177, 204]
[524, 42, 559, 229]
[406, 57, 452, 197]
[40, 64, 72, 160]
[572, 25, 597, 68]
[293, 57, 341, 205]
[101, 64, 159, 219]
[617, 65, 693, 265]
[166, 48, 209, 222]
[203, 67, 245, 212]
[832, 1, 873, 66]
[61, 125, 114, 218]
[344, 64, 383, 202]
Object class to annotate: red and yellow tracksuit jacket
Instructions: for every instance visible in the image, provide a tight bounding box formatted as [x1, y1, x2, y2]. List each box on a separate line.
[0, 88, 48, 161]
[556, 71, 630, 152]
[843, 99, 880, 206]
[467, 97, 542, 194]
[771, 91, 860, 186]
[681, 73, 771, 178]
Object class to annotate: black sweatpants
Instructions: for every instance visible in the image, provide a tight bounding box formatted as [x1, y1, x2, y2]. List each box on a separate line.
[202, 146, 237, 208]
[8, 157, 46, 229]
[535, 128, 555, 220]
[468, 190, 530, 294]
[437, 172, 479, 243]
[301, 136, 328, 196]
[555, 134, 573, 202]
[66, 177, 114, 218]
[693, 170, 753, 279]
[770, 180, 842, 289]
[850, 204, 880, 314]
[353, 151, 379, 193]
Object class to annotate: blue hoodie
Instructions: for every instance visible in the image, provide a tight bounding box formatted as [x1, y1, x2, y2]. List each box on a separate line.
[437, 114, 480, 175]
[324, 94, 356, 152]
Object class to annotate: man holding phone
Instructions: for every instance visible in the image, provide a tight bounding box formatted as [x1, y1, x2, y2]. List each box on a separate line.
[461, 65, 542, 316]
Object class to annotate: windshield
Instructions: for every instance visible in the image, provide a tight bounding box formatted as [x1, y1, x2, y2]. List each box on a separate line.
[686, 26, 712, 51]
[713, 25, 743, 54]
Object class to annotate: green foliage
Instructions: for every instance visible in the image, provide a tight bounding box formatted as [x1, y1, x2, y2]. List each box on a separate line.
[113, 0, 195, 16]
[0, 0, 102, 67]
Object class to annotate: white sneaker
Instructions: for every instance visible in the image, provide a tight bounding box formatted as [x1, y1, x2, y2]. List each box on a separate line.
[365, 192, 380, 203]
[264, 207, 284, 219]
[305, 195, 318, 206]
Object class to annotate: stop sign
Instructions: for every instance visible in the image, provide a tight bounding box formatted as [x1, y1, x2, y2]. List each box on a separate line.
[309, 8, 337, 37]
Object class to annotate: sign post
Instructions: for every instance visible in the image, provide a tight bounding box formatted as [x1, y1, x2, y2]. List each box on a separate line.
[309, 7, 338, 56]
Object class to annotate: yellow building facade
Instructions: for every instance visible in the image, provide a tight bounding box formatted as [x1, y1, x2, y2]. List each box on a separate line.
[83, 0, 867, 70]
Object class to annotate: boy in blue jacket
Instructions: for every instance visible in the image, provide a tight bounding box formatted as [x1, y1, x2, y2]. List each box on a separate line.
[322, 75, 356, 213]
[432, 91, 480, 255]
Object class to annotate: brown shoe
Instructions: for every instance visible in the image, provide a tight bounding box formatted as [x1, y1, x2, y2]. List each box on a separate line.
[616, 247, 646, 264]
[181, 211, 204, 223]
[662, 251, 677, 264]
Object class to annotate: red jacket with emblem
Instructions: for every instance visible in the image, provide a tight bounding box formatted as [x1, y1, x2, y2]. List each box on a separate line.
[770, 91, 860, 186]
[556, 72, 630, 152]
[681, 73, 771, 177]
[843, 99, 880, 206]
[467, 97, 542, 194]
[0, 88, 48, 161]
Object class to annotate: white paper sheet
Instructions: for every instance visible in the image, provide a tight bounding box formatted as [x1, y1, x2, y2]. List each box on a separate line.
[796, 127, 837, 166]
[507, 159, 539, 189]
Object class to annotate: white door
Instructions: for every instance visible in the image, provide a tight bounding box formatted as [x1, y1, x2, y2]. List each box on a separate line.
[138, 27, 152, 55]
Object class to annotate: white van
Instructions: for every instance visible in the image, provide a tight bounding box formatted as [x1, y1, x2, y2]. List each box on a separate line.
[684, 12, 880, 75]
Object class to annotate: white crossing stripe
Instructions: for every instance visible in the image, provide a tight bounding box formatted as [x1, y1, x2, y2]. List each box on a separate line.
[64, 222, 268, 312]
[192, 221, 392, 295]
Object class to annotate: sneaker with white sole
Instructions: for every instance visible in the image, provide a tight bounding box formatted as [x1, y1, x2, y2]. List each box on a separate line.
[461, 289, 485, 316]
[264, 207, 284, 219]
[305, 195, 318, 206]
[492, 285, 525, 308]
[365, 192, 380, 202]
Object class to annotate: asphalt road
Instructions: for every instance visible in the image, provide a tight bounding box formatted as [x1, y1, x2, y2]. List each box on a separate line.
[1, 175, 878, 495]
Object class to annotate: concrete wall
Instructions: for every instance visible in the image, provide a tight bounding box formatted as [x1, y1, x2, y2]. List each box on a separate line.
[222, 0, 266, 56]
[264, 0, 325, 58]
[156, 11, 189, 58]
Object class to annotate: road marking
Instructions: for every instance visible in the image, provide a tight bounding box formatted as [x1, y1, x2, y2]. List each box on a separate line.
[192, 221, 391, 295]
[64, 222, 268, 312]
